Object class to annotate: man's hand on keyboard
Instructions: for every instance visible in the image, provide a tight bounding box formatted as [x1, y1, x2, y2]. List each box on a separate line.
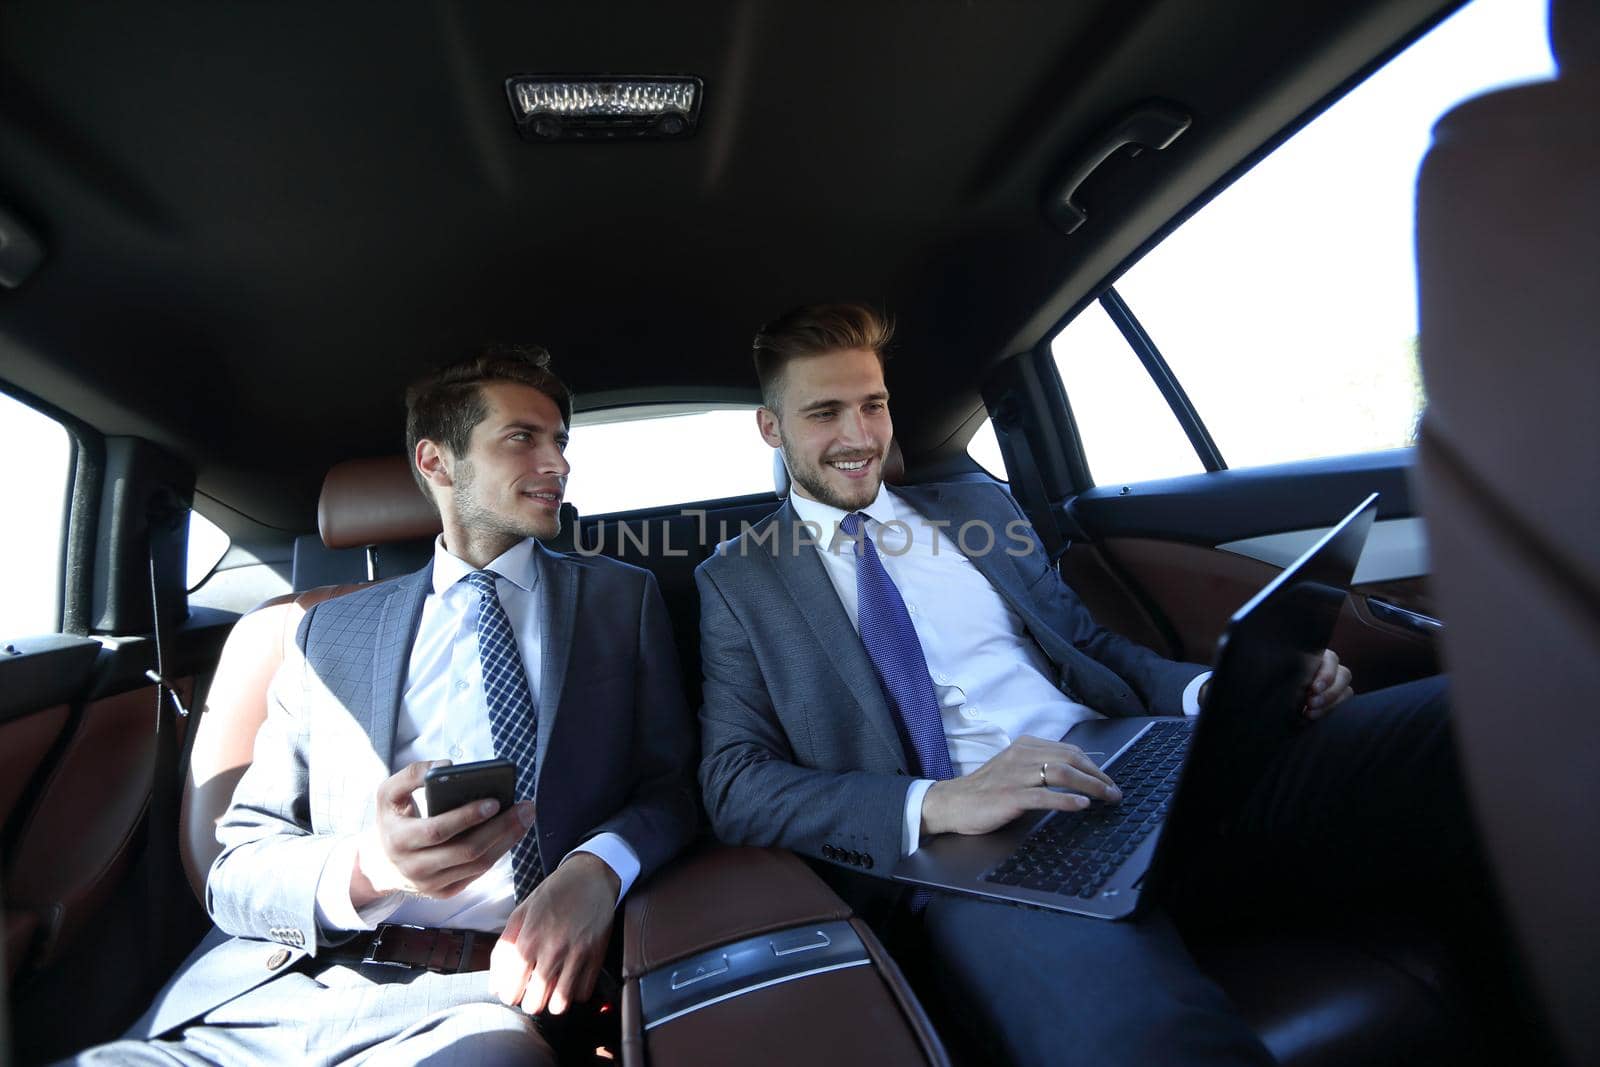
[1303, 649, 1354, 719]
[920, 736, 1122, 839]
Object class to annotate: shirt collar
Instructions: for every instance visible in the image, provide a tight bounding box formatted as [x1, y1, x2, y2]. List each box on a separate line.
[431, 536, 541, 596]
[788, 482, 899, 551]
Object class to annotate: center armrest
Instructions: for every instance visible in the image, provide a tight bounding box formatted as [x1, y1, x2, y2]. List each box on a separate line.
[622, 843, 853, 980]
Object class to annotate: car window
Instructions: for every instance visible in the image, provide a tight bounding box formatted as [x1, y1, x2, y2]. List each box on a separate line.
[563, 405, 773, 516]
[1052, 301, 1208, 486]
[186, 510, 232, 591]
[1045, 0, 1555, 484]
[965, 418, 1008, 480]
[0, 390, 74, 638]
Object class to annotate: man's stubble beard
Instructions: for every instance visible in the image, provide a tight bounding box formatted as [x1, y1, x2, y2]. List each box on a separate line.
[778, 430, 881, 513]
[452, 458, 560, 543]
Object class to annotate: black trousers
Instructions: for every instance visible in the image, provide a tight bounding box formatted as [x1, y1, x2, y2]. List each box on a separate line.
[892, 677, 1494, 1067]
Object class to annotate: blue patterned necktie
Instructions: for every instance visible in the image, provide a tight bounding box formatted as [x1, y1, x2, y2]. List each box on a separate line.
[840, 513, 954, 782]
[461, 569, 544, 899]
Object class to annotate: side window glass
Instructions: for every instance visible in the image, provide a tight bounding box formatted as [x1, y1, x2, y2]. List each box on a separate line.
[1051, 302, 1206, 486]
[966, 299, 1207, 485]
[1068, 0, 1554, 478]
[186, 510, 232, 591]
[965, 419, 1008, 480]
[0, 391, 73, 637]
[564, 406, 774, 515]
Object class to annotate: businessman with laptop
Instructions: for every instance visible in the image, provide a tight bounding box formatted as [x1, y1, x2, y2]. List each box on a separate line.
[697, 303, 1479, 1065]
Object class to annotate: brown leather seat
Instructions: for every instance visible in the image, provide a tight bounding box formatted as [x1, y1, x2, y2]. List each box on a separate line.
[179, 456, 441, 898]
[179, 455, 949, 1066]
[1414, 1, 1598, 1062]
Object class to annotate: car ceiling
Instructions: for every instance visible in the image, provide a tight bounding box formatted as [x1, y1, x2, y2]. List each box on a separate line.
[0, 0, 1449, 531]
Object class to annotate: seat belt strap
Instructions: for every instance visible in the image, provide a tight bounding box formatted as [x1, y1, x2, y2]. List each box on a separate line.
[144, 499, 202, 967]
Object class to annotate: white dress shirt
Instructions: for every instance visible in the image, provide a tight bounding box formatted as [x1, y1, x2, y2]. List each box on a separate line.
[312, 536, 640, 933]
[788, 486, 1207, 857]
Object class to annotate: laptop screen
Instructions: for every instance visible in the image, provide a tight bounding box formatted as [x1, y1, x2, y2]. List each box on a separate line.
[1151, 493, 1378, 888]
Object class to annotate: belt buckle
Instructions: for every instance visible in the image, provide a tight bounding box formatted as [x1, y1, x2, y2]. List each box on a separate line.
[363, 922, 426, 970]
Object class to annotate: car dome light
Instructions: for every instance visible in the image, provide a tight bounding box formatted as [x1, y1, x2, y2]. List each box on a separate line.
[505, 76, 702, 141]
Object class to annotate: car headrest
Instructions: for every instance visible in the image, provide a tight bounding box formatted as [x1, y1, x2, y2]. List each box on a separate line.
[772, 450, 790, 497]
[882, 438, 906, 485]
[317, 456, 443, 549]
[771, 439, 908, 498]
[1553, 0, 1598, 74]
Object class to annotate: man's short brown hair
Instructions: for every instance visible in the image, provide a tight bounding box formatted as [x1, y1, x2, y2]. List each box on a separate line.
[752, 302, 894, 411]
[404, 344, 574, 499]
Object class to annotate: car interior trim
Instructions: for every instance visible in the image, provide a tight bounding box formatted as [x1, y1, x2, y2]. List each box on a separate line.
[1217, 517, 1430, 584]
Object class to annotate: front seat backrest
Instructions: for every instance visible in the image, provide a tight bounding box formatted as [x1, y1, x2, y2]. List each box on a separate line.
[1413, 1, 1598, 1062]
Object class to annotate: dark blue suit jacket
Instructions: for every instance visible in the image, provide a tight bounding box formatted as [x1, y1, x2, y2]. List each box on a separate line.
[695, 482, 1205, 909]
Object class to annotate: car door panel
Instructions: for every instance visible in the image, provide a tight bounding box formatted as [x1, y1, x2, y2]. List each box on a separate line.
[1065, 453, 1439, 691]
[0, 636, 103, 981]
[6, 678, 194, 975]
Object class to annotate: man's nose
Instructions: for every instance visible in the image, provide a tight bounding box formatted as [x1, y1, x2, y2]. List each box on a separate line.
[540, 445, 570, 477]
[837, 411, 873, 448]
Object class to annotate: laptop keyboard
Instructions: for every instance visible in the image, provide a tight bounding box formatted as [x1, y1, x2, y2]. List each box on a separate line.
[981, 719, 1194, 900]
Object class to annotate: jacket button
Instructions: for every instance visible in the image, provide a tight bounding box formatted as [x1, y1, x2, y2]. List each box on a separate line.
[822, 845, 834, 859]
[849, 850, 862, 865]
[267, 948, 290, 970]
[863, 854, 874, 870]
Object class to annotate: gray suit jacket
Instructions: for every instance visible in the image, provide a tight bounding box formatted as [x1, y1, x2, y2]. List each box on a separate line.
[696, 481, 1204, 910]
[135, 542, 698, 1038]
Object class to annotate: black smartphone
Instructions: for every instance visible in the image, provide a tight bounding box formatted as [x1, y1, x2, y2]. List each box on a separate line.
[423, 757, 517, 816]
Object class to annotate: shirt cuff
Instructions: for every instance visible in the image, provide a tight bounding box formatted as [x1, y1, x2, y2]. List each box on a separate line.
[314, 834, 404, 934]
[569, 832, 640, 907]
[902, 779, 936, 857]
[1182, 671, 1212, 716]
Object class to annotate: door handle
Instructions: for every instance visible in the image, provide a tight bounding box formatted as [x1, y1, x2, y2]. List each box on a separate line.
[1365, 597, 1444, 634]
[1044, 102, 1191, 235]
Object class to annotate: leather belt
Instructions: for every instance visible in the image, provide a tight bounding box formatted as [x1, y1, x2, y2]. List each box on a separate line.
[328, 923, 495, 973]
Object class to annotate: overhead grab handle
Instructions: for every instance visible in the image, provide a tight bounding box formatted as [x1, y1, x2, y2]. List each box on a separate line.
[1044, 102, 1192, 235]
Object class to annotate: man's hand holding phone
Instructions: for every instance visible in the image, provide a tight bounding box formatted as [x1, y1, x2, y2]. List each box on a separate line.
[350, 759, 534, 909]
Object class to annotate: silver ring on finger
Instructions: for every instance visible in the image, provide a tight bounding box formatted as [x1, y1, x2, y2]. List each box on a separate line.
[1039, 762, 1049, 788]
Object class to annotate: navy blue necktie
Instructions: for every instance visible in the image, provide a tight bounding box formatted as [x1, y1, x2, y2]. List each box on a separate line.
[462, 570, 544, 899]
[840, 513, 954, 782]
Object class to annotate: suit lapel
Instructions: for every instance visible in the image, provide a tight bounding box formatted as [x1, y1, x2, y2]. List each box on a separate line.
[369, 564, 432, 765]
[533, 542, 577, 785]
[767, 502, 907, 767]
[894, 483, 1074, 663]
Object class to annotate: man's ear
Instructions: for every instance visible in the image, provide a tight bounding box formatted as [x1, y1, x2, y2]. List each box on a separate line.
[756, 407, 783, 450]
[416, 439, 454, 489]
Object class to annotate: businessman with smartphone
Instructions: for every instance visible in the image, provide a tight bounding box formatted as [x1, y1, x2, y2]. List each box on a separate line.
[77, 347, 698, 1066]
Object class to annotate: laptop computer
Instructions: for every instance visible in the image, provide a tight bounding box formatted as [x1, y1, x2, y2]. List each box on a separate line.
[892, 493, 1379, 920]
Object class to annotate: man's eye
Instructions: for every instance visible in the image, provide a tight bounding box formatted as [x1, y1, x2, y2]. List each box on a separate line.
[810, 411, 835, 421]
[509, 432, 530, 442]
